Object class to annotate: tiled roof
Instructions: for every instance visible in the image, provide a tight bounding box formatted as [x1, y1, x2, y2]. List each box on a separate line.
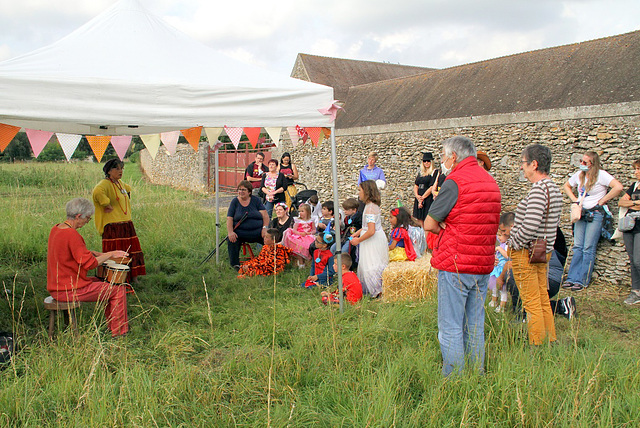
[335, 30, 640, 128]
[291, 53, 435, 100]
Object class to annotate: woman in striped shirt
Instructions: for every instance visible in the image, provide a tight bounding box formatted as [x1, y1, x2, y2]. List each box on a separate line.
[507, 144, 563, 345]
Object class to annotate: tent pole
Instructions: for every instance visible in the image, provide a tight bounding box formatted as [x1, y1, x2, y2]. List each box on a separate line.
[215, 145, 220, 264]
[329, 126, 343, 313]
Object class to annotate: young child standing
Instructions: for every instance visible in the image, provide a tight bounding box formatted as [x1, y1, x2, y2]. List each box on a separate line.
[388, 207, 417, 262]
[321, 253, 363, 305]
[302, 232, 336, 288]
[488, 228, 510, 312]
[350, 180, 389, 297]
[282, 203, 316, 266]
[341, 198, 362, 271]
[237, 229, 291, 278]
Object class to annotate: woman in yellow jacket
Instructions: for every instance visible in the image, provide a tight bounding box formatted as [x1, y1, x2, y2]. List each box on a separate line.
[92, 159, 146, 281]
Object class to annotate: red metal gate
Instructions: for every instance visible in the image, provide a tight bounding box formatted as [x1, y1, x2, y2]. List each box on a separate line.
[207, 142, 275, 193]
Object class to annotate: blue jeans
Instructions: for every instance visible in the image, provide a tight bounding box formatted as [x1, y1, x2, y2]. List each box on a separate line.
[566, 211, 603, 286]
[264, 201, 275, 219]
[437, 270, 488, 377]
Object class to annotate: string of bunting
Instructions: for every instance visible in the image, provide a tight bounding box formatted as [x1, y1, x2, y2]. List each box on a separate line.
[0, 123, 332, 160]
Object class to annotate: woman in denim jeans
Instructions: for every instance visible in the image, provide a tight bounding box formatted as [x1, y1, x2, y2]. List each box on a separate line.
[618, 159, 640, 305]
[562, 151, 622, 291]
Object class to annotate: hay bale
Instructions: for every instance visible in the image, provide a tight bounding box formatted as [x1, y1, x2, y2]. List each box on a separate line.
[382, 254, 437, 302]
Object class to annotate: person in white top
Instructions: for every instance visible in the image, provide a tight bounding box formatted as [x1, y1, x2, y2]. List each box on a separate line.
[562, 151, 623, 290]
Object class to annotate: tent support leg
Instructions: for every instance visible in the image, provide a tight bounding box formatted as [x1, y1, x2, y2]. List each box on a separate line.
[329, 126, 343, 313]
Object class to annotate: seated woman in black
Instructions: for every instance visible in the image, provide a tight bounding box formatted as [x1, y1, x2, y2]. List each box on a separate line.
[227, 180, 269, 269]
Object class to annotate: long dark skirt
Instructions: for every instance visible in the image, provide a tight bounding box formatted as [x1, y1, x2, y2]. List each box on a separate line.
[102, 221, 146, 280]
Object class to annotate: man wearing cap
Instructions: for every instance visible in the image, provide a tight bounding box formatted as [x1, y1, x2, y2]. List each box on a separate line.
[424, 136, 501, 376]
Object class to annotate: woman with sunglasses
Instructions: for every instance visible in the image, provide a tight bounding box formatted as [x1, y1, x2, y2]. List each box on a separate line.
[413, 152, 435, 227]
[562, 151, 622, 290]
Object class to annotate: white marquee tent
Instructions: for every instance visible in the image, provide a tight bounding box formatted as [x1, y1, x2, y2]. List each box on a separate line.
[0, 0, 334, 135]
[0, 0, 348, 309]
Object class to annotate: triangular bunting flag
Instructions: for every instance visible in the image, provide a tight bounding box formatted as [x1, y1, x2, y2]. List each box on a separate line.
[296, 125, 309, 144]
[160, 131, 181, 155]
[86, 135, 112, 163]
[0, 123, 21, 153]
[322, 127, 331, 141]
[243, 127, 261, 148]
[56, 133, 82, 161]
[204, 127, 223, 148]
[224, 126, 243, 149]
[25, 129, 53, 158]
[265, 127, 283, 147]
[306, 127, 322, 147]
[111, 135, 132, 161]
[141, 134, 161, 159]
[181, 126, 203, 152]
[287, 127, 299, 147]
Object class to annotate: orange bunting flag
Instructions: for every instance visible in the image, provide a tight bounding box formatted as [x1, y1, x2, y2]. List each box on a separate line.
[224, 126, 243, 149]
[86, 135, 112, 162]
[322, 127, 331, 141]
[25, 129, 53, 158]
[243, 127, 262, 148]
[181, 126, 202, 152]
[0, 123, 21, 153]
[305, 127, 322, 147]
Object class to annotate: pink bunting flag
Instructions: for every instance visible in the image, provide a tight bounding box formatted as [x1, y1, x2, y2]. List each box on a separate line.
[243, 127, 262, 148]
[0, 123, 21, 153]
[25, 129, 53, 158]
[224, 126, 244, 149]
[318, 100, 344, 122]
[55, 133, 82, 161]
[296, 125, 309, 144]
[111, 135, 132, 160]
[160, 131, 180, 155]
[287, 127, 299, 147]
[305, 127, 322, 147]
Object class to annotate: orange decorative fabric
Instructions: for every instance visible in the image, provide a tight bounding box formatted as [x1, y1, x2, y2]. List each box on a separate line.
[237, 244, 292, 278]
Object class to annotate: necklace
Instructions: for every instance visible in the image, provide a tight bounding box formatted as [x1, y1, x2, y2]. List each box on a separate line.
[63, 221, 74, 229]
[109, 179, 128, 215]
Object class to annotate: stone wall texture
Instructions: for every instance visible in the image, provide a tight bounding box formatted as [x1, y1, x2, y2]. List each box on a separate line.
[139, 105, 640, 286]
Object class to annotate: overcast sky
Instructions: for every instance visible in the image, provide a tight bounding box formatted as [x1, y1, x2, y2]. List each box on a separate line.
[1, 0, 638, 75]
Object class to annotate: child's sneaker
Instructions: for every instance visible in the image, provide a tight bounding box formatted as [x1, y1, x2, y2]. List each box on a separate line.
[623, 290, 640, 305]
[494, 306, 503, 313]
[488, 300, 497, 308]
[563, 296, 577, 319]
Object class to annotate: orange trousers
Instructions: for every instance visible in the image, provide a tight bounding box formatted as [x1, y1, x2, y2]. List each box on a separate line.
[509, 249, 556, 345]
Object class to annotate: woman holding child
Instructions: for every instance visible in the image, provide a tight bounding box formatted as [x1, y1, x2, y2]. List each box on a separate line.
[507, 144, 563, 345]
[279, 152, 299, 208]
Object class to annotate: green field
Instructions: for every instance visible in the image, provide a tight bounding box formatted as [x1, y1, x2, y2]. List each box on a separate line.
[1, 161, 639, 427]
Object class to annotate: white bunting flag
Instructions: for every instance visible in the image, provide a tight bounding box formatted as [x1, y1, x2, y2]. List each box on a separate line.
[287, 127, 299, 147]
[160, 131, 180, 155]
[265, 127, 283, 147]
[25, 129, 53, 158]
[55, 133, 82, 161]
[204, 127, 223, 148]
[111, 135, 132, 161]
[140, 134, 161, 159]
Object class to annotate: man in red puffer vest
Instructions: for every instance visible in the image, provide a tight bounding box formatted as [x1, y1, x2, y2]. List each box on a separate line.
[424, 136, 501, 377]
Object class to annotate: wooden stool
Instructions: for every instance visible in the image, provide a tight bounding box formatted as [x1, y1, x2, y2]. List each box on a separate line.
[44, 296, 80, 339]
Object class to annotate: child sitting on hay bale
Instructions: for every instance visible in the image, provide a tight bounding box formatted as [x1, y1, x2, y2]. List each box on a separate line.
[322, 253, 363, 305]
[302, 231, 335, 288]
[388, 207, 417, 262]
[237, 229, 291, 278]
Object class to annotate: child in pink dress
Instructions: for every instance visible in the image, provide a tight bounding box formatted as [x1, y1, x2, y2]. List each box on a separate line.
[282, 203, 316, 265]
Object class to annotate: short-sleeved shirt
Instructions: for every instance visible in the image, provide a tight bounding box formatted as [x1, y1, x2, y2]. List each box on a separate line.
[568, 170, 614, 210]
[245, 162, 267, 188]
[427, 179, 459, 222]
[227, 196, 266, 235]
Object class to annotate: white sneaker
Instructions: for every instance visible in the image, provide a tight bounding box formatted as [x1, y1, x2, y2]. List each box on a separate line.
[488, 300, 497, 308]
[495, 306, 503, 313]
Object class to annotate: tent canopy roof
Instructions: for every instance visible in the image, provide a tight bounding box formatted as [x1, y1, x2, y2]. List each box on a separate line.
[0, 0, 334, 135]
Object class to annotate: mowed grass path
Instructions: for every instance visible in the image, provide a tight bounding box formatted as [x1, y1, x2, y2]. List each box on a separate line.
[1, 161, 640, 427]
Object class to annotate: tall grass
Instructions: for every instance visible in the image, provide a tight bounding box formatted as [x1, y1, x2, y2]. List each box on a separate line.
[1, 162, 640, 426]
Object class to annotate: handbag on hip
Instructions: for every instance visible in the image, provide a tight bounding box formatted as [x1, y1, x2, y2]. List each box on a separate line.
[618, 215, 636, 232]
[529, 183, 550, 264]
[570, 189, 585, 224]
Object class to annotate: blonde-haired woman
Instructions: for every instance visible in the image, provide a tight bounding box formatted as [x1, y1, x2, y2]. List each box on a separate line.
[358, 151, 386, 186]
[563, 151, 622, 290]
[413, 152, 435, 227]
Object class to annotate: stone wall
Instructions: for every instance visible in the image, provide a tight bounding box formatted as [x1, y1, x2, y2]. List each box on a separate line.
[273, 112, 640, 287]
[139, 143, 209, 194]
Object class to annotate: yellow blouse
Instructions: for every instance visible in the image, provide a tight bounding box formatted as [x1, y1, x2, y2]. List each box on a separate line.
[92, 178, 133, 235]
